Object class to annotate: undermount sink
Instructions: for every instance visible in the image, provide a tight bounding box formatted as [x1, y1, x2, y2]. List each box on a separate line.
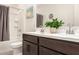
[35, 27, 79, 37]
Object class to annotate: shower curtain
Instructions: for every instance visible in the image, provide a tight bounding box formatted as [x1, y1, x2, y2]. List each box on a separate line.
[0, 5, 9, 41]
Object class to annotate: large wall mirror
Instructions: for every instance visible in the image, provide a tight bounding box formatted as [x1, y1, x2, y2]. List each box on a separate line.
[36, 4, 79, 27]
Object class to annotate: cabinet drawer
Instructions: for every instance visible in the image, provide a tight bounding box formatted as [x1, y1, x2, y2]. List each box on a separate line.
[39, 37, 79, 55]
[23, 34, 38, 44]
[23, 41, 38, 55]
[39, 46, 61, 55]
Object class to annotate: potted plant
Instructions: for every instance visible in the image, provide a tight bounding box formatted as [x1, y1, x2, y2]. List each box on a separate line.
[45, 18, 64, 33]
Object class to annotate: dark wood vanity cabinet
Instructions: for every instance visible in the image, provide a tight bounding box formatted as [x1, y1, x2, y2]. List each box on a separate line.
[23, 41, 38, 55]
[39, 37, 79, 55]
[23, 34, 38, 55]
[39, 46, 61, 55]
[23, 34, 38, 44]
[23, 34, 79, 55]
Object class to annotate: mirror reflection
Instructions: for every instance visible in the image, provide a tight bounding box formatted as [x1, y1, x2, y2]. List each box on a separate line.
[36, 4, 79, 34]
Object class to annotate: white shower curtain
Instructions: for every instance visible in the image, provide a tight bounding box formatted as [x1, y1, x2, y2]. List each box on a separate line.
[0, 5, 9, 41]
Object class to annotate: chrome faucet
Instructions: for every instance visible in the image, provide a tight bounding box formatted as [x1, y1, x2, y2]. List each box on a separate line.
[66, 24, 74, 34]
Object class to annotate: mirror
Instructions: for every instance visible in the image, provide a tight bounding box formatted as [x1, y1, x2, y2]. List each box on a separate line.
[36, 13, 43, 27]
[36, 4, 79, 27]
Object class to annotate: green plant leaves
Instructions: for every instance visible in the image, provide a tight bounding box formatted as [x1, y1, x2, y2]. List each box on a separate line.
[45, 18, 64, 29]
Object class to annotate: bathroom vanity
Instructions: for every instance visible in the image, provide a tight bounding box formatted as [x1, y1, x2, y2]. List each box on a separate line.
[23, 32, 79, 55]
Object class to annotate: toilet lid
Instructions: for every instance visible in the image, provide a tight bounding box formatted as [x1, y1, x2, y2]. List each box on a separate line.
[11, 42, 22, 48]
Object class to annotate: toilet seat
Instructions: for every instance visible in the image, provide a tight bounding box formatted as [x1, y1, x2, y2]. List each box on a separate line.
[11, 41, 22, 48]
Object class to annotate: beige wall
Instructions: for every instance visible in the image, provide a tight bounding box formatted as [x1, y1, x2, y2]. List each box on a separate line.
[37, 4, 75, 26]
[23, 5, 36, 32]
[74, 4, 79, 26]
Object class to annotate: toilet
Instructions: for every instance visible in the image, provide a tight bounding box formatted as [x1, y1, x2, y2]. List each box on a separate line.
[10, 41, 22, 55]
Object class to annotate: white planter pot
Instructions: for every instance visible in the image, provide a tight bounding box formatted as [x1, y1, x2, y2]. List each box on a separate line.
[50, 28, 58, 33]
[44, 27, 50, 33]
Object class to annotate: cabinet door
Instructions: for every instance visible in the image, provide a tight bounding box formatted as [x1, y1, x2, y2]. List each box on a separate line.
[39, 47, 61, 55]
[23, 41, 38, 55]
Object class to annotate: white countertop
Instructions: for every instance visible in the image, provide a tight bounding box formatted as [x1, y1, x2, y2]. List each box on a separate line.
[24, 32, 79, 43]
